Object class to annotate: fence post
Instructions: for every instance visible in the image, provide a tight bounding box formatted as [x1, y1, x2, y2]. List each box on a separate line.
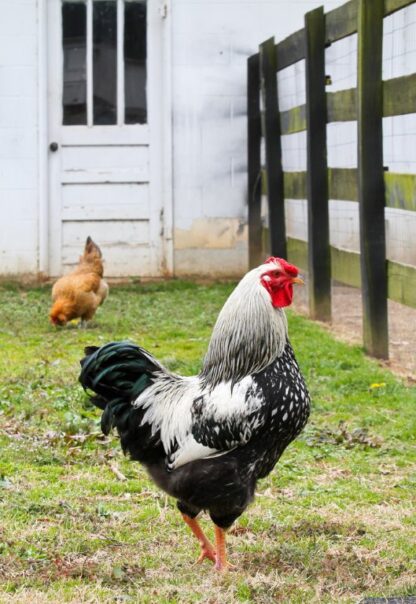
[247, 54, 263, 269]
[357, 0, 388, 358]
[259, 37, 286, 258]
[304, 6, 331, 322]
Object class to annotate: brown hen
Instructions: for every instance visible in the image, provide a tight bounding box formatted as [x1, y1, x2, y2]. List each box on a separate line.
[50, 237, 108, 327]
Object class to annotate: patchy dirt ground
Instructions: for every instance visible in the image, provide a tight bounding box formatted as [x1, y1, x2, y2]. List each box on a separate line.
[293, 283, 416, 382]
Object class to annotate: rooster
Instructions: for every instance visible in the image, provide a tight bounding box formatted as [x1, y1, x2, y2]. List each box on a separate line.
[50, 236, 109, 327]
[79, 257, 309, 570]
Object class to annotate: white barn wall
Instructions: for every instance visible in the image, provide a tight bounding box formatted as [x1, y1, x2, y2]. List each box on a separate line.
[0, 0, 414, 278]
[0, 0, 39, 275]
[1, 0, 345, 278]
[171, 0, 346, 277]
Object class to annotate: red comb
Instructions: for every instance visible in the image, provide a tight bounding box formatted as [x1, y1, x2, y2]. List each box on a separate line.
[265, 256, 299, 276]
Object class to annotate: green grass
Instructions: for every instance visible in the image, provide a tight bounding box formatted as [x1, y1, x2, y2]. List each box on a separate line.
[0, 280, 415, 603]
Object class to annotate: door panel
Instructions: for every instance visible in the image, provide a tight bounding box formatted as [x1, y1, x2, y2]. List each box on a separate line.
[62, 220, 151, 276]
[61, 125, 149, 145]
[61, 146, 149, 183]
[48, 0, 168, 277]
[62, 220, 150, 249]
[62, 183, 149, 220]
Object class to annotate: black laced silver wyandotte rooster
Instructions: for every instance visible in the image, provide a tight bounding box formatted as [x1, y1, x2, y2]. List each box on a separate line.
[79, 257, 310, 571]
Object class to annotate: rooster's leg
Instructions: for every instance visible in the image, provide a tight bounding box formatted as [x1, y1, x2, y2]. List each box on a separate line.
[214, 525, 235, 571]
[181, 514, 216, 564]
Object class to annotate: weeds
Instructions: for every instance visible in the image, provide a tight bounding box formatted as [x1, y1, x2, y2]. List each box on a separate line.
[0, 281, 415, 603]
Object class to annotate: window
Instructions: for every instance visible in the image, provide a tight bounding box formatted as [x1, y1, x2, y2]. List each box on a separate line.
[124, 2, 146, 124]
[63, 2, 87, 125]
[62, 0, 147, 126]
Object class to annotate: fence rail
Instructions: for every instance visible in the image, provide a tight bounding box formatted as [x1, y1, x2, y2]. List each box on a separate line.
[274, 72, 416, 135]
[247, 0, 416, 359]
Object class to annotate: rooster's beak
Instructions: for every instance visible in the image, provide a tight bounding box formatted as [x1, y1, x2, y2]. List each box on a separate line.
[291, 276, 304, 285]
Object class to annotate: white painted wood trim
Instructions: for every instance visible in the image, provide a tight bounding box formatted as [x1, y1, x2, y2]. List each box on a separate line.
[47, 0, 64, 276]
[87, 0, 93, 127]
[117, 0, 125, 126]
[147, 0, 164, 274]
[161, 0, 174, 275]
[60, 125, 149, 145]
[38, 0, 49, 275]
[142, 0, 174, 276]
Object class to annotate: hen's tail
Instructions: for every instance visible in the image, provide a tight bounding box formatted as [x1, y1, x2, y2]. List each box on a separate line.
[79, 341, 161, 436]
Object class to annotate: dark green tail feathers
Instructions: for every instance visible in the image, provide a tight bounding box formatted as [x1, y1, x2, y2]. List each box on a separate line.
[79, 341, 159, 435]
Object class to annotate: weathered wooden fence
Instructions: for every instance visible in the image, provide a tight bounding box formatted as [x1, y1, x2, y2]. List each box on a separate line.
[247, 0, 416, 359]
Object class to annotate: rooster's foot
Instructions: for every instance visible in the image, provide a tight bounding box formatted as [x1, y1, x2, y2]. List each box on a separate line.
[195, 545, 216, 565]
[214, 525, 236, 572]
[214, 558, 236, 572]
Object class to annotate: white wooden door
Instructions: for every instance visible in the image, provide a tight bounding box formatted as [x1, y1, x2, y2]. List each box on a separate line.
[47, 0, 171, 277]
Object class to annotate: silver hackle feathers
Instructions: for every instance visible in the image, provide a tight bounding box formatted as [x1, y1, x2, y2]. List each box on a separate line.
[200, 260, 288, 389]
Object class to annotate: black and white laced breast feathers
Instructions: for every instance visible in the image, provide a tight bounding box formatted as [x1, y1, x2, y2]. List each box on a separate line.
[192, 342, 310, 452]
[251, 342, 310, 437]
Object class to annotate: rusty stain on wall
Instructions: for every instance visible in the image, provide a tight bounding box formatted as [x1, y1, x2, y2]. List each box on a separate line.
[174, 217, 248, 277]
[175, 217, 247, 250]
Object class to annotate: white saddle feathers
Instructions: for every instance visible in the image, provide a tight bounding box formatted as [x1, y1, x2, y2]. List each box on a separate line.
[133, 371, 263, 470]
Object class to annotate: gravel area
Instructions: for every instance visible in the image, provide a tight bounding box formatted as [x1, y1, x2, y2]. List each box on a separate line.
[293, 282, 416, 382]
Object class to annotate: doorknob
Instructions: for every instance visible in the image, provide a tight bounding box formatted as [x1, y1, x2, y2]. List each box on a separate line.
[49, 142, 59, 152]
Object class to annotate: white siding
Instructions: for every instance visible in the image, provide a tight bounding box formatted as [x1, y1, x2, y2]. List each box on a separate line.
[1, 0, 415, 277]
[171, 0, 346, 276]
[0, 0, 39, 275]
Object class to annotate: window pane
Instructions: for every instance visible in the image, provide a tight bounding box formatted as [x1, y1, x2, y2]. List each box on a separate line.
[93, 1, 117, 125]
[63, 2, 87, 125]
[124, 2, 147, 124]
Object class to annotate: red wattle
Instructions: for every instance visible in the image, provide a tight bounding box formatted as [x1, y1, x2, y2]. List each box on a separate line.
[261, 277, 294, 308]
[270, 283, 293, 308]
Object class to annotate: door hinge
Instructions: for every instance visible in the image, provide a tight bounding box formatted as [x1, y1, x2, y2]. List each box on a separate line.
[159, 2, 168, 18]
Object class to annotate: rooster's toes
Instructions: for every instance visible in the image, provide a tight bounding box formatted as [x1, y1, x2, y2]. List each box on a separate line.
[194, 547, 216, 565]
